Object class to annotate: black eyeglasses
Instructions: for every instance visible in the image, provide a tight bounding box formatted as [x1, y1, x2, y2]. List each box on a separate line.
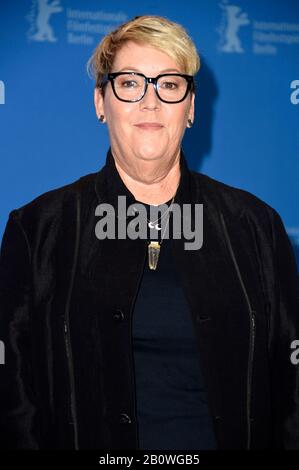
[100, 72, 194, 103]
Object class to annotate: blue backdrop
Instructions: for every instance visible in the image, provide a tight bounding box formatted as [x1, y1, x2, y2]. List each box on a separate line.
[0, 0, 298, 266]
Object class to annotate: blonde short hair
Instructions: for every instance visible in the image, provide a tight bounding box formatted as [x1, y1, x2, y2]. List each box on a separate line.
[87, 15, 200, 89]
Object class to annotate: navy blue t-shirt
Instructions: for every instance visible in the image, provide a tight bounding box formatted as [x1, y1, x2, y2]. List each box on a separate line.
[131, 201, 217, 450]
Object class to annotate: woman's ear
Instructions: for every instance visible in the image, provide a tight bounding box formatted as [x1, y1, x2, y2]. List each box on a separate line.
[188, 92, 195, 124]
[187, 93, 195, 127]
[94, 87, 105, 120]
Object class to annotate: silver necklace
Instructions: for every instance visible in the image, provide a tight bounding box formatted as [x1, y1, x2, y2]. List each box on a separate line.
[147, 194, 176, 270]
[133, 198, 174, 231]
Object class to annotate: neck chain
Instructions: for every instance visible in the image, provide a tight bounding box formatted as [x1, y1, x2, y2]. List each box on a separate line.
[146, 197, 174, 230]
[147, 193, 177, 271]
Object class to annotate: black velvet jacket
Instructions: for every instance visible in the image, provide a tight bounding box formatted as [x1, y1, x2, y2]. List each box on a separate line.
[0, 148, 299, 449]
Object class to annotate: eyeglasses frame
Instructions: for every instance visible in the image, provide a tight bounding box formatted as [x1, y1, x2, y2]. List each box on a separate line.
[100, 72, 195, 104]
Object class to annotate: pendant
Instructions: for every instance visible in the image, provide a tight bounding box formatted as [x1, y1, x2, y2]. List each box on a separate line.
[148, 221, 162, 230]
[148, 241, 161, 270]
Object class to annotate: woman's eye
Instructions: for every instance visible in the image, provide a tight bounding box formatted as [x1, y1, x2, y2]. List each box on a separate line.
[121, 80, 138, 88]
[161, 81, 178, 90]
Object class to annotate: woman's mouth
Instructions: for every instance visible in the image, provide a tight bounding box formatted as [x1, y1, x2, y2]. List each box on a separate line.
[134, 122, 164, 131]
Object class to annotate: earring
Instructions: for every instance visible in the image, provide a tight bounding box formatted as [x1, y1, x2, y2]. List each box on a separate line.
[98, 115, 105, 123]
[187, 119, 193, 128]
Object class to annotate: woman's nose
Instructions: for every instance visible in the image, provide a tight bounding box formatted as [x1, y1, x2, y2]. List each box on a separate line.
[140, 83, 160, 109]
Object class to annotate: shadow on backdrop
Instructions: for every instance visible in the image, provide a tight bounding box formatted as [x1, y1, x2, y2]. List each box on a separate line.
[181, 61, 299, 272]
[182, 56, 219, 172]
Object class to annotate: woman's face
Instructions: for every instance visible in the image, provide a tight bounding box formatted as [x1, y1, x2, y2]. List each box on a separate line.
[94, 41, 194, 176]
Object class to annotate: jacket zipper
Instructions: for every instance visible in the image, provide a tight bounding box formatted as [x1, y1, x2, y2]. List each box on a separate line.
[220, 212, 256, 449]
[63, 192, 81, 450]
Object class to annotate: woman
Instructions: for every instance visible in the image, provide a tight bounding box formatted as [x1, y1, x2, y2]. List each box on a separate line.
[0, 15, 298, 450]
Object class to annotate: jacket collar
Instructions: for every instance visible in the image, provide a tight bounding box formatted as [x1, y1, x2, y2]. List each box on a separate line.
[94, 147, 199, 208]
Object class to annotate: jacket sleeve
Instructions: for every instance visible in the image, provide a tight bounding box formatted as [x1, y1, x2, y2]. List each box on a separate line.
[267, 207, 299, 449]
[0, 211, 40, 449]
